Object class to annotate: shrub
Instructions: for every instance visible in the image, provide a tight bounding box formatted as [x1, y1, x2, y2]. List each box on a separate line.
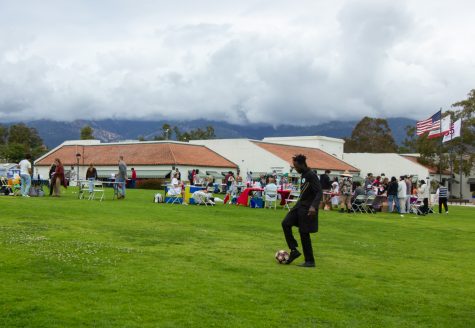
[135, 179, 165, 190]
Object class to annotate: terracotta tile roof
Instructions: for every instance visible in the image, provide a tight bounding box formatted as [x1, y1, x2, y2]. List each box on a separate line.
[35, 142, 238, 168]
[402, 156, 451, 175]
[252, 141, 360, 172]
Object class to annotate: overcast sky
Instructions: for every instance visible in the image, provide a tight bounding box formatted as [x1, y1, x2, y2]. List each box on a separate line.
[1, 0, 474, 125]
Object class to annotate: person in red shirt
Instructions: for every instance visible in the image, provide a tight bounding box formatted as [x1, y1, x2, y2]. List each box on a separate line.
[131, 168, 137, 188]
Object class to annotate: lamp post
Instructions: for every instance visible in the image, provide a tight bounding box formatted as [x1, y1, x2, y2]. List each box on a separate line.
[76, 153, 81, 187]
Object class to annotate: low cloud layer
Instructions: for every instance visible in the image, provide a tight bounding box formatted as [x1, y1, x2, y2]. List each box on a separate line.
[1, 0, 474, 125]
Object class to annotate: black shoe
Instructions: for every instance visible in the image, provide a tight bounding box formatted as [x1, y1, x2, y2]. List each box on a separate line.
[298, 261, 316, 268]
[285, 250, 301, 264]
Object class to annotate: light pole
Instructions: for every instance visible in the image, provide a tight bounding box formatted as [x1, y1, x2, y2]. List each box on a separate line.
[76, 152, 81, 187]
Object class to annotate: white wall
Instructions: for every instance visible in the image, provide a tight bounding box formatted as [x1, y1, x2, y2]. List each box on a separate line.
[342, 153, 430, 180]
[262, 136, 345, 159]
[451, 168, 475, 200]
[190, 139, 290, 174]
[34, 164, 236, 182]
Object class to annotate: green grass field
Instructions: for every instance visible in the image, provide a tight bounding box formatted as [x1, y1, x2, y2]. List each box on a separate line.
[1, 188, 474, 327]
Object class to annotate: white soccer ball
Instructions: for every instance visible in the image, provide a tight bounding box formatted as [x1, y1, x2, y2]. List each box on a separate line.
[275, 250, 289, 264]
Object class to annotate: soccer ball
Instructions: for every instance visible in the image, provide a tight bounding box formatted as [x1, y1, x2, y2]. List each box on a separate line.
[275, 250, 289, 264]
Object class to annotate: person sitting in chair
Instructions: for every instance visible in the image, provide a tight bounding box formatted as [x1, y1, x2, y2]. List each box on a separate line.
[168, 173, 184, 199]
[192, 190, 215, 205]
[264, 177, 278, 207]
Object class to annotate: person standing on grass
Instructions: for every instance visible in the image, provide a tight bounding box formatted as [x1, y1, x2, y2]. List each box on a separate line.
[387, 177, 399, 213]
[130, 168, 137, 188]
[48, 162, 56, 196]
[417, 180, 430, 215]
[397, 176, 407, 215]
[281, 154, 322, 268]
[18, 154, 32, 197]
[117, 156, 127, 199]
[86, 163, 98, 193]
[405, 175, 412, 213]
[52, 158, 67, 197]
[436, 182, 449, 214]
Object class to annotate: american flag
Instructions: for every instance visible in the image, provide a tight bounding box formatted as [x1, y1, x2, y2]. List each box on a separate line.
[416, 110, 441, 136]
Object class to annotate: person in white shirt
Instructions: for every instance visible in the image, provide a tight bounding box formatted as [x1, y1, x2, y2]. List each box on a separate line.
[417, 180, 430, 214]
[397, 176, 407, 214]
[331, 177, 340, 208]
[264, 177, 278, 207]
[167, 173, 185, 202]
[18, 154, 32, 197]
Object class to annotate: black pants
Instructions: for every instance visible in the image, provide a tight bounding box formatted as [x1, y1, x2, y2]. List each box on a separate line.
[419, 198, 429, 214]
[439, 197, 448, 213]
[282, 211, 315, 263]
[49, 179, 54, 196]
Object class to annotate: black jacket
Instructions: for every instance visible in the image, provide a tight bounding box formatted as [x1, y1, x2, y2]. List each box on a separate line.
[319, 173, 331, 190]
[298, 169, 323, 209]
[294, 168, 323, 233]
[387, 181, 398, 196]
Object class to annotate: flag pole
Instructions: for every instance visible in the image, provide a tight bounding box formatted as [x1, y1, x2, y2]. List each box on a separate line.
[459, 118, 463, 199]
[438, 108, 442, 183]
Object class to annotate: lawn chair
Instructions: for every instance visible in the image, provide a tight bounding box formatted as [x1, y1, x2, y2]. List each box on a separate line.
[78, 180, 90, 199]
[363, 195, 377, 213]
[410, 198, 424, 215]
[165, 184, 183, 204]
[351, 195, 367, 213]
[0, 177, 13, 195]
[284, 191, 300, 211]
[89, 181, 105, 201]
[427, 194, 437, 214]
[264, 189, 278, 210]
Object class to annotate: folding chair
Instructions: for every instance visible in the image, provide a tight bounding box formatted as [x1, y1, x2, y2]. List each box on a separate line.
[351, 195, 367, 213]
[0, 177, 12, 195]
[89, 181, 105, 201]
[427, 194, 437, 214]
[410, 198, 424, 215]
[363, 195, 377, 213]
[193, 191, 209, 206]
[264, 190, 278, 210]
[165, 184, 183, 204]
[78, 180, 90, 199]
[284, 191, 300, 211]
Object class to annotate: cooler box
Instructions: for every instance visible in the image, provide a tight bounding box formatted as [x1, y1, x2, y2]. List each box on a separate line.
[250, 197, 263, 208]
[185, 185, 204, 205]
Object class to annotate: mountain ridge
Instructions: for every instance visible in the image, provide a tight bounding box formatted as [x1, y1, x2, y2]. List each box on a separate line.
[22, 118, 416, 149]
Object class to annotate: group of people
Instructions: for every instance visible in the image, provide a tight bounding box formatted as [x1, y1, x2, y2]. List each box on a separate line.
[14, 154, 129, 199]
[318, 170, 449, 215]
[17, 155, 67, 197]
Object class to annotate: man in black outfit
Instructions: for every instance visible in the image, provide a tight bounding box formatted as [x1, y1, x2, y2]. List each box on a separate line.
[48, 163, 56, 196]
[282, 154, 323, 268]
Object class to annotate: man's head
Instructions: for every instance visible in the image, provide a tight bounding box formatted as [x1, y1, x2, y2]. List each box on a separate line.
[25, 154, 32, 160]
[268, 177, 275, 184]
[89, 163, 94, 168]
[400, 176, 405, 181]
[119, 156, 124, 161]
[292, 154, 307, 174]
[325, 170, 331, 174]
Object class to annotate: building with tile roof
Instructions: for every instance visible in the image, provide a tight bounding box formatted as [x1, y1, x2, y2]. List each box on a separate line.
[189, 139, 359, 177]
[34, 140, 238, 181]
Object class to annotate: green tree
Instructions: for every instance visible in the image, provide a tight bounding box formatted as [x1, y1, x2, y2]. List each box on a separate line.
[399, 90, 474, 175]
[344, 117, 398, 153]
[0, 124, 8, 144]
[447, 89, 475, 175]
[8, 124, 43, 149]
[0, 124, 46, 161]
[80, 125, 94, 140]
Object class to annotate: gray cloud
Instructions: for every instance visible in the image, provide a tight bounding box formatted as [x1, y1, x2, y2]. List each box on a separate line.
[0, 0, 474, 125]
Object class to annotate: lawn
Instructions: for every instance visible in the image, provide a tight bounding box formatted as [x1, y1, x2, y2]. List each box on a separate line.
[1, 188, 474, 327]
